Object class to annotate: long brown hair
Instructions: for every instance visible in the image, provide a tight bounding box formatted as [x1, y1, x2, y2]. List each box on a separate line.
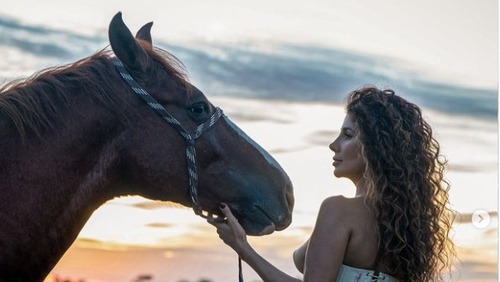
[346, 86, 455, 281]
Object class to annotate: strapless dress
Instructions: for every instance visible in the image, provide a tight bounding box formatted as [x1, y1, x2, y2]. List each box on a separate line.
[337, 264, 399, 281]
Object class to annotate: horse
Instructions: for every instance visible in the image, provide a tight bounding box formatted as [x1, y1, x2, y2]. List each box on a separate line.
[0, 12, 294, 281]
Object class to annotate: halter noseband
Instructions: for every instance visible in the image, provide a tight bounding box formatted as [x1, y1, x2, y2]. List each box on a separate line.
[112, 58, 222, 218]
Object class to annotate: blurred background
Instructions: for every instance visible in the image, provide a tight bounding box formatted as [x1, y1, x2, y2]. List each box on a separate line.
[0, 0, 497, 281]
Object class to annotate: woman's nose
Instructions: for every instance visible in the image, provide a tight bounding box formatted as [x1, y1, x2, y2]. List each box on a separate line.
[329, 140, 337, 152]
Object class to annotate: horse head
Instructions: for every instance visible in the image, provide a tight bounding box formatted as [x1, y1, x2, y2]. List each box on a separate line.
[108, 12, 294, 235]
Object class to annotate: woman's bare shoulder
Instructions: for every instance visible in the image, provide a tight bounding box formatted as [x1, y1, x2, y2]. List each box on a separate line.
[320, 195, 365, 212]
[318, 196, 370, 225]
[316, 196, 353, 223]
[322, 195, 352, 203]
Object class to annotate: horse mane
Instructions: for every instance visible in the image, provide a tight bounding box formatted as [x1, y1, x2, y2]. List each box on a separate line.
[0, 45, 190, 141]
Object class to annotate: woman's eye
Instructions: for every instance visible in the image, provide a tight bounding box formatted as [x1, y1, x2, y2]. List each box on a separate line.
[343, 132, 353, 139]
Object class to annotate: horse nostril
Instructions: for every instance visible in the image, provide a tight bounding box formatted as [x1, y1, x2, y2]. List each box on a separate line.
[286, 183, 295, 212]
[274, 183, 294, 231]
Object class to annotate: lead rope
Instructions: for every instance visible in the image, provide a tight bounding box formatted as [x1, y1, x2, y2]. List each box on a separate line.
[239, 256, 244, 282]
[112, 58, 242, 282]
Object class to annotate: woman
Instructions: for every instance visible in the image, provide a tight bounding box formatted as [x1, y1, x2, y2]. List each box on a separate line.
[208, 86, 455, 281]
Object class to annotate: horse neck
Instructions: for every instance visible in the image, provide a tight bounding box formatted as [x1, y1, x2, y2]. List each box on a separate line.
[0, 64, 132, 279]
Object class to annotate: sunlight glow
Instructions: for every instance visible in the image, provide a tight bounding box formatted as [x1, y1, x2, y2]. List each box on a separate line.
[2, 2, 496, 280]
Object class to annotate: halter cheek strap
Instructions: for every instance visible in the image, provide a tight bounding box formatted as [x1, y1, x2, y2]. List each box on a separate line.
[112, 58, 223, 217]
[113, 57, 244, 282]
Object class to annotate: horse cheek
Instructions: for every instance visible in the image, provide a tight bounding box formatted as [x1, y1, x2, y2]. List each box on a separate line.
[122, 126, 189, 201]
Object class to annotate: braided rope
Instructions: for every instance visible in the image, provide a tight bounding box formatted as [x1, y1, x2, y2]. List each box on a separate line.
[113, 57, 242, 281]
[112, 58, 223, 216]
[239, 256, 244, 282]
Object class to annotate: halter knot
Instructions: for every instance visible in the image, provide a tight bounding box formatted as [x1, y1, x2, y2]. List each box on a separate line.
[185, 137, 196, 146]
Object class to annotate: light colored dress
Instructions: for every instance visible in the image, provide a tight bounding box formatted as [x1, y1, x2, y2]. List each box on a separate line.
[337, 264, 399, 282]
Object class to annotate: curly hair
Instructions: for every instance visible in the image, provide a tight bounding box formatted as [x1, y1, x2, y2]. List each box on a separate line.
[345, 86, 455, 281]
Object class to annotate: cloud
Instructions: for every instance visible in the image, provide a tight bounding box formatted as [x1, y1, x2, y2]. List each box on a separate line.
[0, 15, 104, 59]
[1, 15, 496, 119]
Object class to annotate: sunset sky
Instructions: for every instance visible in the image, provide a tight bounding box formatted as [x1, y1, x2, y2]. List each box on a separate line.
[1, 1, 497, 281]
[4, 0, 498, 89]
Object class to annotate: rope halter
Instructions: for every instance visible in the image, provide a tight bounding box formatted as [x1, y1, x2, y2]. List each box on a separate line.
[112, 58, 223, 218]
[113, 57, 245, 282]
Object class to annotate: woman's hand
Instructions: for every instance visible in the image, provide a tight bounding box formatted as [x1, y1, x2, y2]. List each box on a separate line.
[208, 203, 302, 282]
[207, 203, 249, 255]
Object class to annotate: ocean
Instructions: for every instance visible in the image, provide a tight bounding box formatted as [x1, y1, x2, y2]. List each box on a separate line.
[0, 3, 497, 281]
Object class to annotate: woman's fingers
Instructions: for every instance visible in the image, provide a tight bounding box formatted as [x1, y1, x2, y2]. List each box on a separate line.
[207, 216, 225, 225]
[206, 202, 245, 235]
[220, 203, 248, 240]
[219, 203, 240, 228]
[206, 202, 249, 254]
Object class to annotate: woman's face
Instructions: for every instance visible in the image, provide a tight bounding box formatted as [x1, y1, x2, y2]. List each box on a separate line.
[329, 114, 365, 183]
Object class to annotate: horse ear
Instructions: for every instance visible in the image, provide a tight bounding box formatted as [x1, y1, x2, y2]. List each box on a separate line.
[136, 21, 153, 46]
[108, 12, 150, 72]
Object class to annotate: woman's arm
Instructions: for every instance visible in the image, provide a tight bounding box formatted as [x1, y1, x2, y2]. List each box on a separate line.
[208, 198, 350, 282]
[238, 240, 302, 282]
[208, 203, 301, 282]
[302, 196, 351, 281]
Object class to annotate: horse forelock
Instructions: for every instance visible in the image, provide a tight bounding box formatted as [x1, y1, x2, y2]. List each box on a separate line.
[147, 45, 194, 94]
[0, 45, 191, 142]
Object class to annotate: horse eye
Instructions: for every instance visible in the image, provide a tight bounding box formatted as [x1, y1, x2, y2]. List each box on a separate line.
[189, 102, 209, 115]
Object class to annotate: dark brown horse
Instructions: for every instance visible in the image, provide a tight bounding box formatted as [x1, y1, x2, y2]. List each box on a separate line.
[0, 12, 294, 281]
